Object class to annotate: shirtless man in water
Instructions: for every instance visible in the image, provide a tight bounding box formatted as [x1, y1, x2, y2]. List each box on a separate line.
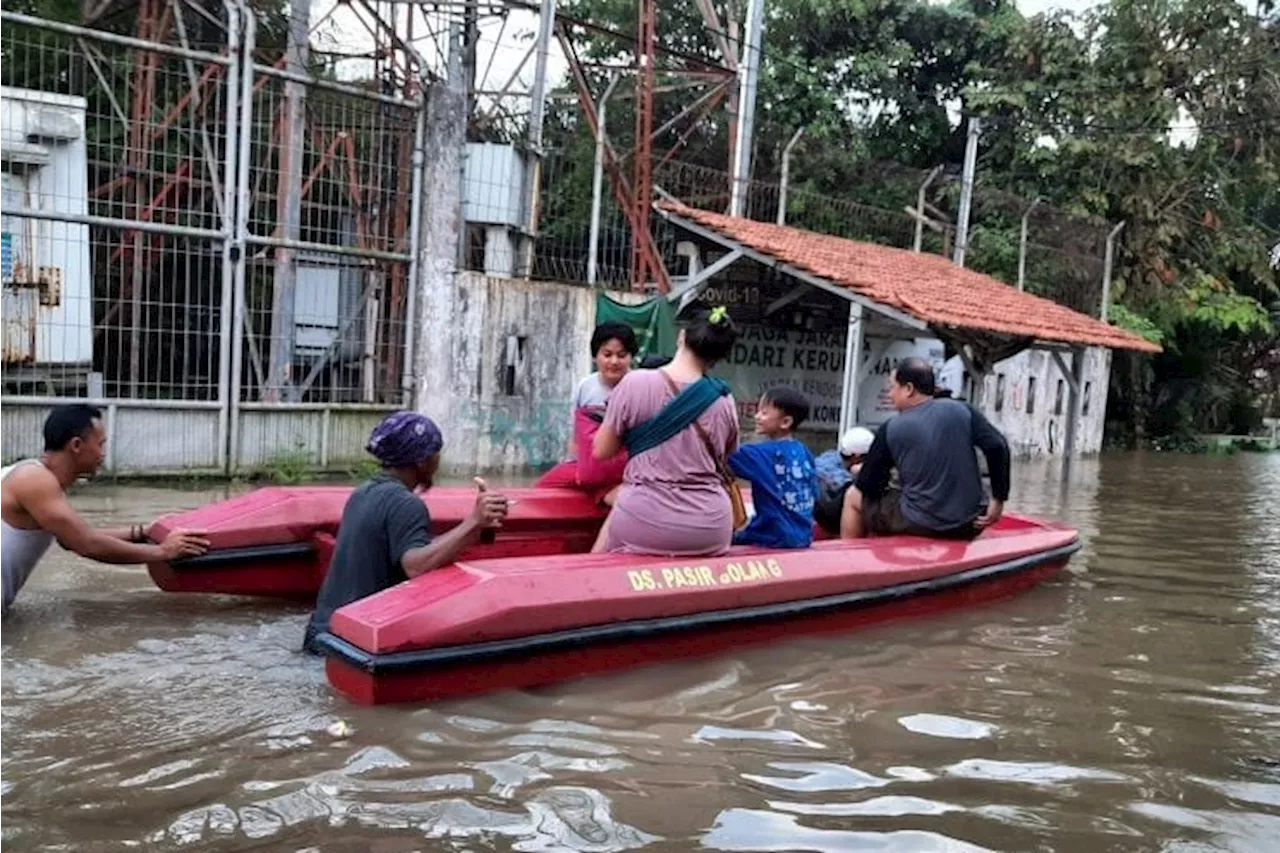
[1, 404, 210, 614]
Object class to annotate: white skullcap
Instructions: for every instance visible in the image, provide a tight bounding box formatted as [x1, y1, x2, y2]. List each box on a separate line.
[839, 427, 875, 457]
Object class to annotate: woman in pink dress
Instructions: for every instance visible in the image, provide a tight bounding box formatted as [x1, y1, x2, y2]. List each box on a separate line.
[592, 307, 741, 556]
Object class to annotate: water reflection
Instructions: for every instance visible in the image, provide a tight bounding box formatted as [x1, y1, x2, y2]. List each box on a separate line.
[3, 455, 1279, 851]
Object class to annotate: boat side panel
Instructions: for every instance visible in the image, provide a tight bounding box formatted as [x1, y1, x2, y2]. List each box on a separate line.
[326, 559, 1069, 705]
[331, 526, 1078, 654]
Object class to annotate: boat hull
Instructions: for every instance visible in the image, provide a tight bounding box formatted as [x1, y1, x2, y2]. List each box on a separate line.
[316, 523, 1079, 705]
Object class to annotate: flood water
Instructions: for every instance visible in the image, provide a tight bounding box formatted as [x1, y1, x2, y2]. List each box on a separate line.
[2, 453, 1278, 852]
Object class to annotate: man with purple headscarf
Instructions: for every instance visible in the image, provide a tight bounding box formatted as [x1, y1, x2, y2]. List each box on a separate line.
[303, 411, 509, 653]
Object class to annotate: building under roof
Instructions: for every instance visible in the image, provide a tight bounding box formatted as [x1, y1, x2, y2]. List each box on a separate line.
[656, 201, 1161, 463]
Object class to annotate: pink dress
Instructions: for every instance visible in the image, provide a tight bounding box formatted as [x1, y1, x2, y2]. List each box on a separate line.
[601, 369, 740, 556]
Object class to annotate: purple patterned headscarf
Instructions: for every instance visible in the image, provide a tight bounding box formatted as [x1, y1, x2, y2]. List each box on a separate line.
[366, 411, 444, 467]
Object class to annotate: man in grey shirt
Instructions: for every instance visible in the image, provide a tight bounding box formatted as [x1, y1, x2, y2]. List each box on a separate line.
[839, 358, 1010, 539]
[303, 411, 510, 653]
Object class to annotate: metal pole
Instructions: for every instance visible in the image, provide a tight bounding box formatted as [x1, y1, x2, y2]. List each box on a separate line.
[1017, 197, 1041, 291]
[913, 164, 943, 253]
[215, 0, 241, 472]
[631, 0, 657, 287]
[1101, 221, 1125, 321]
[952, 116, 980, 267]
[838, 301, 865, 435]
[520, 0, 557, 276]
[527, 0, 556, 152]
[401, 83, 429, 407]
[266, 0, 309, 402]
[728, 0, 764, 218]
[587, 73, 620, 286]
[228, 2, 255, 475]
[776, 126, 804, 226]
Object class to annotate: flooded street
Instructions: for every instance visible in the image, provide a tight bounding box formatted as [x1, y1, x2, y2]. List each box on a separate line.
[2, 453, 1278, 852]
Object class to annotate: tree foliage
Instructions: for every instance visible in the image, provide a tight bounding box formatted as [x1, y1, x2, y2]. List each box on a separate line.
[552, 0, 1279, 438]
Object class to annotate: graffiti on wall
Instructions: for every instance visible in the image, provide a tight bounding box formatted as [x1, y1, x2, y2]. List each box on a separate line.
[457, 397, 570, 470]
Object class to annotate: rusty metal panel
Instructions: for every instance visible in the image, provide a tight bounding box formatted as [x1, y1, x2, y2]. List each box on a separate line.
[2, 285, 38, 363]
[1, 168, 43, 364]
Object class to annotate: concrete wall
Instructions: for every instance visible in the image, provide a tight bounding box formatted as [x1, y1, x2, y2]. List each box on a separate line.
[941, 347, 1112, 457]
[419, 272, 596, 477]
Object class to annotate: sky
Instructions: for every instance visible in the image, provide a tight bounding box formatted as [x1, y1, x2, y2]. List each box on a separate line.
[313, 0, 1102, 104]
[310, 0, 1201, 146]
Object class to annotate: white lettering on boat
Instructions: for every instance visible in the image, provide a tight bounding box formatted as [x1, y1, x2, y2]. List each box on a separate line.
[626, 559, 783, 593]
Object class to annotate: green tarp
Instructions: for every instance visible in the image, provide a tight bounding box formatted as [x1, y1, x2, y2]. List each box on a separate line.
[594, 293, 677, 362]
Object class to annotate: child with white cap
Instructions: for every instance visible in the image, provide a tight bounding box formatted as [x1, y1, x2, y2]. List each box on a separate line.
[813, 426, 877, 535]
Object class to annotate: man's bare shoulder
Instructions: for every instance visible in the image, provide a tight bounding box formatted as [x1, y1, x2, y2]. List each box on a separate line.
[4, 462, 61, 498]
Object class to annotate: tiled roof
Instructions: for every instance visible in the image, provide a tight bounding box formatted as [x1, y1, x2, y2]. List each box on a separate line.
[662, 202, 1161, 353]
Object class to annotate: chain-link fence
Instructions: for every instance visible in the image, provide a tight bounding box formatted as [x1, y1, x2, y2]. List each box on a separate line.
[0, 4, 425, 474]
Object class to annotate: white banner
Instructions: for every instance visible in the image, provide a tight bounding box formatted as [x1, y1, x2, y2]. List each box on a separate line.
[714, 324, 945, 432]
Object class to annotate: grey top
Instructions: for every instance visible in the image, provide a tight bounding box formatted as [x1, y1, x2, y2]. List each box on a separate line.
[2, 460, 56, 614]
[304, 472, 432, 650]
[573, 372, 613, 409]
[855, 398, 1011, 532]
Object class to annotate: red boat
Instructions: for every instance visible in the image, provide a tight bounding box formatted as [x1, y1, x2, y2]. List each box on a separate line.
[146, 486, 608, 598]
[147, 487, 1079, 705]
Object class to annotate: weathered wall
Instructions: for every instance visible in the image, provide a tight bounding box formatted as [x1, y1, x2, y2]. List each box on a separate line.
[420, 272, 596, 477]
[941, 347, 1112, 457]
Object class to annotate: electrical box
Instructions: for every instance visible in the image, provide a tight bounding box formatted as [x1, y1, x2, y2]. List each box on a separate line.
[1, 86, 92, 367]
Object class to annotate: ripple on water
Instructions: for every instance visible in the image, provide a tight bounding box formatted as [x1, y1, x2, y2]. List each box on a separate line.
[4, 456, 1280, 852]
[742, 762, 890, 793]
[943, 758, 1133, 787]
[703, 808, 994, 852]
[897, 714, 998, 740]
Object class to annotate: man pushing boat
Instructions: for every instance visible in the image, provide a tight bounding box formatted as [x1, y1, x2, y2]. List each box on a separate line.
[1, 404, 210, 614]
[302, 411, 510, 654]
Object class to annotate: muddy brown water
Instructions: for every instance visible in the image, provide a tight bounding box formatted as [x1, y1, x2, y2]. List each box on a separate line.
[2, 454, 1278, 852]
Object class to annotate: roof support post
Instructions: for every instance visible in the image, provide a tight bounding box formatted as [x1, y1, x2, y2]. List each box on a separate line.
[839, 301, 866, 434]
[1052, 347, 1085, 477]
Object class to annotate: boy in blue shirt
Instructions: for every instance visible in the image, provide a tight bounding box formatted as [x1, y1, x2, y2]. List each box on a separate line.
[729, 386, 817, 549]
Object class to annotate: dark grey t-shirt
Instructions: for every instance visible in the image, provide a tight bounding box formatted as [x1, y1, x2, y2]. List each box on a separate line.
[856, 398, 1011, 533]
[304, 473, 431, 651]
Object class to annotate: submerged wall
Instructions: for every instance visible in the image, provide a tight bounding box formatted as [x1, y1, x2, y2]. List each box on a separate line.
[417, 272, 595, 477]
[411, 269, 1114, 478]
[941, 347, 1112, 457]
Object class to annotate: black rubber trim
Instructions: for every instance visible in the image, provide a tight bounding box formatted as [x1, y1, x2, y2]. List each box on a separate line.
[168, 542, 316, 570]
[315, 539, 1080, 674]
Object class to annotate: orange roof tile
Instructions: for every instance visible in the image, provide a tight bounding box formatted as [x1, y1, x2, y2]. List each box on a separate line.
[662, 202, 1161, 353]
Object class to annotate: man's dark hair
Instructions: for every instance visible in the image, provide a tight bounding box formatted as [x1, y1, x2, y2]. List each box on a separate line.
[639, 354, 671, 369]
[894, 357, 937, 396]
[590, 322, 639, 357]
[682, 307, 739, 364]
[44, 404, 103, 452]
[761, 385, 810, 430]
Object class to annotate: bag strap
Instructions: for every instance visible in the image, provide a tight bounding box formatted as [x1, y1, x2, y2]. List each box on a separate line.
[658, 371, 733, 485]
[625, 372, 726, 456]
